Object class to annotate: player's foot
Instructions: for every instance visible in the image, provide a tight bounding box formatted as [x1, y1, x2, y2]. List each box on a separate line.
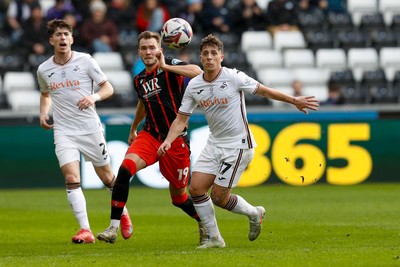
[97, 226, 118, 243]
[120, 210, 133, 239]
[248, 206, 266, 241]
[197, 237, 226, 249]
[198, 222, 209, 245]
[71, 228, 95, 244]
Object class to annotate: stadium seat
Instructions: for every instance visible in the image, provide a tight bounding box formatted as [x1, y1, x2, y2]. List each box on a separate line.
[359, 13, 386, 33]
[92, 52, 124, 71]
[298, 11, 326, 32]
[273, 31, 307, 51]
[241, 31, 272, 52]
[368, 29, 398, 50]
[327, 12, 355, 33]
[0, 53, 26, 75]
[246, 49, 283, 70]
[255, 0, 271, 10]
[256, 68, 295, 88]
[283, 49, 315, 69]
[7, 90, 41, 112]
[379, 0, 400, 25]
[303, 85, 329, 102]
[39, 0, 56, 16]
[95, 70, 136, 108]
[347, 0, 378, 26]
[3, 71, 37, 94]
[304, 30, 335, 52]
[293, 68, 330, 87]
[380, 47, 400, 82]
[336, 29, 367, 51]
[329, 69, 357, 88]
[347, 48, 379, 81]
[315, 48, 347, 72]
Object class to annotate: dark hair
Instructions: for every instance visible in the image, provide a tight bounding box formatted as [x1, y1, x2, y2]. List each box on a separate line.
[200, 34, 224, 53]
[47, 19, 73, 37]
[137, 31, 161, 47]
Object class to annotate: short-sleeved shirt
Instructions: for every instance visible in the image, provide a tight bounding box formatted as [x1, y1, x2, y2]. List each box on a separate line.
[179, 67, 259, 149]
[37, 51, 107, 137]
[134, 57, 188, 141]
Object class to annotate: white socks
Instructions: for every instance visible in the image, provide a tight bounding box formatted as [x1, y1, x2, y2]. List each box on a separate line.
[67, 187, 90, 230]
[229, 195, 259, 218]
[194, 198, 222, 240]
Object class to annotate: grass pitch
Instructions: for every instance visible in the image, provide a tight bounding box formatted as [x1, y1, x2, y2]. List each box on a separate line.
[0, 183, 399, 267]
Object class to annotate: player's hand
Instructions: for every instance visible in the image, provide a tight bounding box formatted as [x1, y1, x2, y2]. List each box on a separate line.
[293, 96, 319, 114]
[77, 95, 96, 110]
[156, 50, 166, 69]
[128, 131, 138, 145]
[157, 142, 171, 157]
[40, 113, 53, 130]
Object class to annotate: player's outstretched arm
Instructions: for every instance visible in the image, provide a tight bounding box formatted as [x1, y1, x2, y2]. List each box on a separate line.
[158, 113, 190, 156]
[128, 100, 146, 145]
[156, 50, 202, 78]
[255, 84, 319, 114]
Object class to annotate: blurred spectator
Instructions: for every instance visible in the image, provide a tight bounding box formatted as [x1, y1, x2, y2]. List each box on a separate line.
[292, 79, 303, 97]
[63, 11, 88, 53]
[21, 2, 50, 56]
[176, 0, 203, 33]
[297, 0, 326, 29]
[46, 0, 81, 22]
[265, 0, 299, 36]
[325, 0, 346, 14]
[136, 0, 170, 33]
[71, 0, 91, 19]
[231, 0, 267, 35]
[200, 0, 232, 35]
[6, 0, 36, 45]
[80, 0, 119, 53]
[107, 0, 137, 37]
[322, 81, 344, 105]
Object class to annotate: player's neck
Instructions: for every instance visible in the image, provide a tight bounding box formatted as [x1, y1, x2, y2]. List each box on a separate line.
[203, 66, 222, 81]
[54, 51, 73, 65]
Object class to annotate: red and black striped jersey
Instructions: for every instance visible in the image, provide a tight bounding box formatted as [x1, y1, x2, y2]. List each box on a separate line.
[134, 57, 188, 141]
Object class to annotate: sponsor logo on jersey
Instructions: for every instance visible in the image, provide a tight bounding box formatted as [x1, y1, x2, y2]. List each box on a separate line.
[49, 79, 81, 91]
[141, 77, 161, 98]
[199, 96, 228, 108]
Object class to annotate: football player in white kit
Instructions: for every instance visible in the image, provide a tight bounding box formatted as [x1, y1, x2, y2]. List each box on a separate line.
[37, 19, 132, 243]
[158, 34, 319, 248]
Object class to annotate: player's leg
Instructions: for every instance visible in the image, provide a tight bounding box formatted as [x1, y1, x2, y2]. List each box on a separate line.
[159, 135, 207, 244]
[189, 144, 225, 248]
[56, 135, 94, 244]
[97, 131, 153, 243]
[212, 148, 266, 242]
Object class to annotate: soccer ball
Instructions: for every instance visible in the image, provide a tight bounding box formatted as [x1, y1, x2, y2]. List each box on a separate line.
[161, 18, 193, 50]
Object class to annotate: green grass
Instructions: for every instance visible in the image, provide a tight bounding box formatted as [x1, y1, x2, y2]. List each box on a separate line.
[0, 183, 399, 267]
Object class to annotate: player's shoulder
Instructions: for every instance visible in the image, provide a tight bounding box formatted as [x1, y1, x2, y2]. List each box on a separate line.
[73, 51, 92, 61]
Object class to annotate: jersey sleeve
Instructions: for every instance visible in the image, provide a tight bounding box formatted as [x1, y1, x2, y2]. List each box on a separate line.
[178, 83, 197, 116]
[36, 69, 49, 93]
[233, 68, 259, 95]
[166, 57, 188, 66]
[88, 55, 108, 86]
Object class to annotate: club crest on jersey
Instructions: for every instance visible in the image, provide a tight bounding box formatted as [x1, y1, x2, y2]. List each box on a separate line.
[219, 82, 228, 91]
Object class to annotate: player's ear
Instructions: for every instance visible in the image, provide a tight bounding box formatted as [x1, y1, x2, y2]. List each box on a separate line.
[49, 37, 54, 46]
[221, 54, 224, 62]
[71, 36, 74, 44]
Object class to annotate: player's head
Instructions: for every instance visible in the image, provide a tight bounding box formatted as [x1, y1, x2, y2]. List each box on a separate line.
[200, 34, 224, 54]
[199, 34, 224, 71]
[138, 31, 162, 48]
[137, 31, 162, 68]
[47, 19, 73, 37]
[47, 19, 74, 51]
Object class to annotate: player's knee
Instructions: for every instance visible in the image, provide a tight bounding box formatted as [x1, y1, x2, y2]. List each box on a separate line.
[210, 191, 227, 208]
[171, 193, 188, 207]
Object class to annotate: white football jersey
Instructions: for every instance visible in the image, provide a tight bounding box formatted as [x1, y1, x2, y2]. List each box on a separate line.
[179, 67, 259, 149]
[37, 51, 107, 137]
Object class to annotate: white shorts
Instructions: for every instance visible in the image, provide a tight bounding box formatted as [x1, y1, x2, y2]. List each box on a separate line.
[54, 132, 110, 167]
[192, 143, 254, 188]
